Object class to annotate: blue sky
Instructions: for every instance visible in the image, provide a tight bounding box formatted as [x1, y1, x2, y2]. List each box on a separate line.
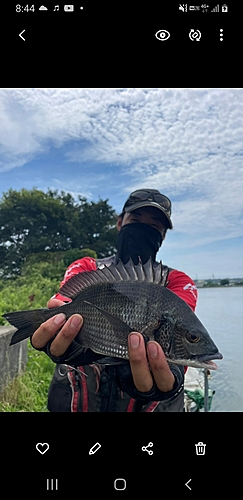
[0, 88, 242, 280]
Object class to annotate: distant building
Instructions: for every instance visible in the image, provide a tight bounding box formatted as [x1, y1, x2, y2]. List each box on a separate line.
[194, 277, 243, 287]
[194, 280, 205, 288]
[229, 278, 242, 285]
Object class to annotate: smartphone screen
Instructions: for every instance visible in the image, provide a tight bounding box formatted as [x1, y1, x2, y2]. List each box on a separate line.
[0, 2, 241, 495]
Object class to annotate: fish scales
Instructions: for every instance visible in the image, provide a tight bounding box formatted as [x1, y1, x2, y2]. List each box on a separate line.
[74, 281, 163, 356]
[3, 258, 223, 369]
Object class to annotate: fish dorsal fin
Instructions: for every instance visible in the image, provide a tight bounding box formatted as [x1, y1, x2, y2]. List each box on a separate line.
[58, 258, 165, 299]
[143, 257, 154, 282]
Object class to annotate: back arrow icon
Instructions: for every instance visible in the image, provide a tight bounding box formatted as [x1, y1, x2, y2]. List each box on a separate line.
[19, 29, 25, 41]
[185, 479, 192, 490]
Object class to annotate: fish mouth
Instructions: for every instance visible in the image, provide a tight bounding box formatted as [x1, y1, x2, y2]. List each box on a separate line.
[198, 352, 223, 362]
[196, 352, 223, 370]
[199, 360, 218, 370]
[169, 352, 223, 371]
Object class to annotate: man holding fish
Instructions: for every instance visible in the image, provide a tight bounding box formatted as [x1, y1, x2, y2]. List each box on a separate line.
[5, 189, 222, 411]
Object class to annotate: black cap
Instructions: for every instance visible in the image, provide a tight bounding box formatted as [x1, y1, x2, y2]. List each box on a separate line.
[122, 189, 173, 229]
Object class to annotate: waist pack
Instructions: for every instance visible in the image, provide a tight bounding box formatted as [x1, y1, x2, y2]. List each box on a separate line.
[47, 363, 184, 412]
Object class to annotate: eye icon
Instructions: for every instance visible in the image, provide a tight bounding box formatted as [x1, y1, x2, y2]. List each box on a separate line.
[155, 30, 170, 41]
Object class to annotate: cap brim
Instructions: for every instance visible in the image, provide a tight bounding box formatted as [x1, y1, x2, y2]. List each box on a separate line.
[124, 201, 173, 229]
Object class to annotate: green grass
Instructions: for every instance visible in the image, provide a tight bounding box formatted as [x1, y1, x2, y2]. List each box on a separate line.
[0, 342, 55, 412]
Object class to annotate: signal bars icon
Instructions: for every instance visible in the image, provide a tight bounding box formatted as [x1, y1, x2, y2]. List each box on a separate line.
[211, 4, 219, 12]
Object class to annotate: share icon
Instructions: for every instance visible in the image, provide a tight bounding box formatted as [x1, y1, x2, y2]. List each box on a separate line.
[141, 442, 153, 455]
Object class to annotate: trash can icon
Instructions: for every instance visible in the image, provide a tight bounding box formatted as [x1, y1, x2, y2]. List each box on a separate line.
[195, 442, 206, 455]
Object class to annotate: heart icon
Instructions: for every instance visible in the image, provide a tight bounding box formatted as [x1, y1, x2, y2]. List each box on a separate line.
[36, 442, 49, 455]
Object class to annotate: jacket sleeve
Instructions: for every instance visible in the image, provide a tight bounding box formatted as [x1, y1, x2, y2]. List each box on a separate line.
[52, 257, 97, 302]
[166, 269, 198, 312]
[166, 269, 198, 376]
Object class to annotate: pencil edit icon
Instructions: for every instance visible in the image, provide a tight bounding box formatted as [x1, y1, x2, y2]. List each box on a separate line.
[89, 442, 101, 455]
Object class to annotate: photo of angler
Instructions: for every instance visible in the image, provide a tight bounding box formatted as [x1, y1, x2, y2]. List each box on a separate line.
[0, 88, 242, 413]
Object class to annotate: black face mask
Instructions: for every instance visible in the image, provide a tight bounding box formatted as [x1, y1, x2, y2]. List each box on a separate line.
[117, 222, 163, 265]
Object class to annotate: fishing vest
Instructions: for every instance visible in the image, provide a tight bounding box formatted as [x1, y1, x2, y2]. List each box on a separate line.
[47, 256, 184, 412]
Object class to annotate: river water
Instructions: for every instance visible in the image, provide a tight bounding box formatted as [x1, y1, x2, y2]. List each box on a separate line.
[195, 286, 243, 412]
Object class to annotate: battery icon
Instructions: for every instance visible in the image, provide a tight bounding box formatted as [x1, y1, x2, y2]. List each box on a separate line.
[64, 5, 74, 11]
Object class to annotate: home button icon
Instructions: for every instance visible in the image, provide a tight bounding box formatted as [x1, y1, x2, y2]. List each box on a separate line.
[114, 478, 126, 491]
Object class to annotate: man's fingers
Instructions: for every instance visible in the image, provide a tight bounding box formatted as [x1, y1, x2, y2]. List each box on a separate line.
[147, 342, 175, 392]
[50, 314, 83, 357]
[47, 298, 67, 308]
[31, 313, 83, 357]
[31, 313, 67, 350]
[128, 333, 175, 394]
[128, 332, 154, 392]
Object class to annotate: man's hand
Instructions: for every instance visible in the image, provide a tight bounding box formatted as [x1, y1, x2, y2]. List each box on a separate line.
[128, 332, 175, 393]
[31, 298, 83, 357]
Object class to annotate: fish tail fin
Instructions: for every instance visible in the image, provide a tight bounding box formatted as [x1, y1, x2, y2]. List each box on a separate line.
[3, 309, 49, 345]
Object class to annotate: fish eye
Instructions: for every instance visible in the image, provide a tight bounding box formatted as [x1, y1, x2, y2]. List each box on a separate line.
[186, 332, 200, 343]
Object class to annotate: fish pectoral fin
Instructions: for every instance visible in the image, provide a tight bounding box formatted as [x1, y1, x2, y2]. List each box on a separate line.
[83, 300, 133, 334]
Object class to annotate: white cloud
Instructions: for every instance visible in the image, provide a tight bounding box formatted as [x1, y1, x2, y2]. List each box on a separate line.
[0, 87, 242, 257]
[1, 88, 242, 168]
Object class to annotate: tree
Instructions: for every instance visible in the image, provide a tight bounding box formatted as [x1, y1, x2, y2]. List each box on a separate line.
[74, 198, 118, 258]
[0, 188, 118, 277]
[62, 248, 97, 267]
[220, 279, 229, 286]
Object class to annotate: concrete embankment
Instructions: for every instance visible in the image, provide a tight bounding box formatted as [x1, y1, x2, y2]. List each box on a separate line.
[0, 326, 27, 394]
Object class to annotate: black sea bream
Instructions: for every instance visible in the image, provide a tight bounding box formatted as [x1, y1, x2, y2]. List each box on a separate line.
[4, 259, 223, 369]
